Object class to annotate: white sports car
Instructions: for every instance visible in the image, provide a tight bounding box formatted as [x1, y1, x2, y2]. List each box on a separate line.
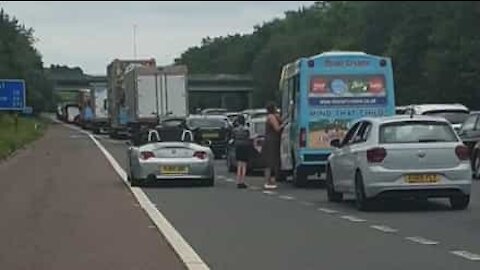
[127, 127, 215, 187]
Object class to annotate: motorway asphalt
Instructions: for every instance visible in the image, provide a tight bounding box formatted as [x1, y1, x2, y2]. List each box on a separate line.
[0, 123, 184, 270]
[95, 132, 480, 269]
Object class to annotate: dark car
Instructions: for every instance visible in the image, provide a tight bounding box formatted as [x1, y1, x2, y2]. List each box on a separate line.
[458, 112, 480, 178]
[186, 115, 231, 159]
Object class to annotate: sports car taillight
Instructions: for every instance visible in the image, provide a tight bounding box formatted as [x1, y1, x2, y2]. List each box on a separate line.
[140, 151, 155, 160]
[193, 151, 207, 160]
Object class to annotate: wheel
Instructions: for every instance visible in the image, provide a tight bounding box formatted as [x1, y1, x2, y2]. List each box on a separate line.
[355, 171, 372, 211]
[277, 170, 287, 182]
[326, 166, 343, 202]
[450, 195, 470, 210]
[204, 177, 215, 187]
[130, 177, 142, 187]
[473, 153, 480, 179]
[293, 166, 308, 187]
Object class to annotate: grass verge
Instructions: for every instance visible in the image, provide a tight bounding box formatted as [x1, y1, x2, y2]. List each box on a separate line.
[0, 114, 47, 160]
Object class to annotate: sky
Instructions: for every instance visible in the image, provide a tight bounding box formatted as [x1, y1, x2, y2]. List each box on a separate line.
[0, 1, 314, 75]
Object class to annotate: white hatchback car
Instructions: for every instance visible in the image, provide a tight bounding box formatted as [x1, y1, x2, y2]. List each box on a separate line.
[326, 115, 472, 211]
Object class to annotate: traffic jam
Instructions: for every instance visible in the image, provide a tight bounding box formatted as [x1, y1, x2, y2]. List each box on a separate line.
[56, 52, 478, 212]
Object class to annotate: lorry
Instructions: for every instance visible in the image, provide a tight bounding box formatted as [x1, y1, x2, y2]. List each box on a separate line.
[106, 59, 156, 138]
[123, 64, 188, 132]
[90, 81, 109, 133]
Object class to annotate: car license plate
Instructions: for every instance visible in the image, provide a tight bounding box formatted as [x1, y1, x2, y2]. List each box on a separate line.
[405, 174, 440, 184]
[160, 165, 188, 175]
[202, 133, 219, 139]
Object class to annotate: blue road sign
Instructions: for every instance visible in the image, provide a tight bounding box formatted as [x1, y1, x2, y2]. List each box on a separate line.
[0, 79, 26, 111]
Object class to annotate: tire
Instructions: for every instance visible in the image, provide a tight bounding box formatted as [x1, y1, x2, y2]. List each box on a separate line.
[450, 195, 470, 210]
[204, 177, 215, 187]
[293, 166, 308, 187]
[130, 177, 142, 187]
[326, 166, 343, 202]
[277, 171, 287, 182]
[355, 171, 372, 211]
[473, 153, 480, 179]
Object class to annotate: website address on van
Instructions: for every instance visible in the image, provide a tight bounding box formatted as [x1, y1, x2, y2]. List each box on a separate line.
[309, 97, 387, 106]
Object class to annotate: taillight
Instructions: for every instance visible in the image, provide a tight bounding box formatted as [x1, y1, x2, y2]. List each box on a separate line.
[140, 151, 155, 160]
[367, 147, 387, 163]
[455, 145, 470, 161]
[193, 151, 207, 160]
[300, 128, 306, 148]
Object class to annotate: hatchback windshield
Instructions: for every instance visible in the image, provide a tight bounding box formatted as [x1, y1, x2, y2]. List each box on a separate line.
[380, 121, 458, 144]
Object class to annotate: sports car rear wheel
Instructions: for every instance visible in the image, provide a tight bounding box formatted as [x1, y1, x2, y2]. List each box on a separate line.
[204, 178, 214, 187]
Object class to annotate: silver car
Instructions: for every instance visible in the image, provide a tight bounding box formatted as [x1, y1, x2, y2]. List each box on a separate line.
[127, 129, 215, 187]
[327, 115, 472, 211]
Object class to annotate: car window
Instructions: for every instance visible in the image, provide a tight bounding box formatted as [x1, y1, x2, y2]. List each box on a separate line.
[341, 122, 361, 146]
[475, 116, 480, 130]
[380, 121, 458, 144]
[352, 122, 372, 144]
[161, 119, 184, 127]
[422, 110, 470, 125]
[461, 115, 477, 131]
[187, 118, 227, 128]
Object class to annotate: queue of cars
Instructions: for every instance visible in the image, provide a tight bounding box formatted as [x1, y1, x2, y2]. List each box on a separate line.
[122, 103, 477, 210]
[125, 108, 268, 187]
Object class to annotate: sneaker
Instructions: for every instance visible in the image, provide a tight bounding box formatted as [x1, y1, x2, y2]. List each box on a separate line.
[237, 183, 248, 189]
[264, 184, 278, 190]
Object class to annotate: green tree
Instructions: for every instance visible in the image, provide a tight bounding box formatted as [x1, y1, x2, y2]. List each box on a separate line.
[0, 9, 55, 113]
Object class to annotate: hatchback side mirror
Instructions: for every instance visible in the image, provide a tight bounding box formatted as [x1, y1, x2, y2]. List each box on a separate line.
[330, 139, 341, 148]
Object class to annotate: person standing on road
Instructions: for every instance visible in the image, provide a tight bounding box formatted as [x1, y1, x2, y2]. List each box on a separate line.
[263, 102, 285, 190]
[231, 115, 250, 189]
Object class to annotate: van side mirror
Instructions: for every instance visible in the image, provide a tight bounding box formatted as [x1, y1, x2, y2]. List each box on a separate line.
[330, 139, 341, 148]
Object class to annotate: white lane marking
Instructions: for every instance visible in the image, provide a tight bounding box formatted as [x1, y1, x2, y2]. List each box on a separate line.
[405, 236, 439, 245]
[370, 225, 398, 233]
[340, 215, 367, 222]
[58, 122, 210, 270]
[300, 201, 314, 207]
[217, 175, 226, 180]
[279, 195, 295, 201]
[317, 207, 339, 214]
[262, 190, 277, 195]
[225, 178, 235, 183]
[249, 186, 261, 191]
[450, 250, 480, 261]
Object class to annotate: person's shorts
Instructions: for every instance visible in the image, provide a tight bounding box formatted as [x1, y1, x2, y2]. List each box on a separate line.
[235, 145, 250, 162]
